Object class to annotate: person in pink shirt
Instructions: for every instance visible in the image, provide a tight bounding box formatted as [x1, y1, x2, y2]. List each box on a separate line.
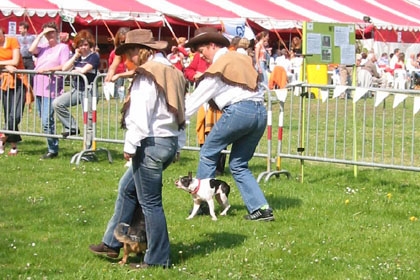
[29, 22, 70, 159]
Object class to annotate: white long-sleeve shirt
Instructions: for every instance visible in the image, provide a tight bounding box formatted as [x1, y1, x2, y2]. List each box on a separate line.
[123, 54, 182, 154]
[185, 48, 263, 119]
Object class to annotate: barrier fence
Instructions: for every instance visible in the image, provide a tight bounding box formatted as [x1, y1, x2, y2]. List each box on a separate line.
[1, 69, 419, 181]
[0, 69, 85, 146]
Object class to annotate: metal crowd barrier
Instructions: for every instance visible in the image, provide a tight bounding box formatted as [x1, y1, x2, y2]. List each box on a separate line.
[2, 69, 420, 181]
[0, 69, 85, 153]
[274, 81, 420, 182]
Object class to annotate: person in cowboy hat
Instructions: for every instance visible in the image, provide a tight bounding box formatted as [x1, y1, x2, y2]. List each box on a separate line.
[89, 29, 186, 269]
[184, 27, 274, 221]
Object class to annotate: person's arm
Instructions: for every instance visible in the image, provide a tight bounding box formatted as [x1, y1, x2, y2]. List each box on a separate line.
[0, 48, 20, 68]
[184, 53, 204, 82]
[185, 77, 223, 118]
[62, 48, 80, 71]
[371, 63, 381, 78]
[105, 52, 122, 82]
[0, 38, 20, 67]
[29, 27, 54, 55]
[113, 69, 136, 80]
[255, 42, 262, 73]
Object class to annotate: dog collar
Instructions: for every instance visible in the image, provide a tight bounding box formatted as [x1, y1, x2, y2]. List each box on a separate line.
[190, 179, 200, 194]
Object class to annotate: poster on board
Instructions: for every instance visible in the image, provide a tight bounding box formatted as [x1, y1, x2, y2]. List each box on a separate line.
[304, 22, 356, 65]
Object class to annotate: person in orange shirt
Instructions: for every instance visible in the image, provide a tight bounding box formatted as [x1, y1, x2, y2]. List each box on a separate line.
[0, 27, 29, 156]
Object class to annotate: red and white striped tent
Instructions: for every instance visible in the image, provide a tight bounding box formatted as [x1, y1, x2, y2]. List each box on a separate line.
[2, 0, 420, 42]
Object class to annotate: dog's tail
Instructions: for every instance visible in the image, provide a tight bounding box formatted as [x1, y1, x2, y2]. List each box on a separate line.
[114, 223, 135, 244]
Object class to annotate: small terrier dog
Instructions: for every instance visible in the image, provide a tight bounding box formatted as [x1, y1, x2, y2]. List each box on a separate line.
[113, 206, 147, 265]
[175, 171, 231, 221]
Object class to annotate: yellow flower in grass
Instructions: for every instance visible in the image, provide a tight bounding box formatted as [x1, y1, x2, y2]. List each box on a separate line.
[409, 216, 418, 222]
[345, 199, 350, 205]
[386, 193, 392, 200]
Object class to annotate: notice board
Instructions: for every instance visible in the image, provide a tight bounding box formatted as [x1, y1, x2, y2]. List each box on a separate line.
[303, 22, 356, 65]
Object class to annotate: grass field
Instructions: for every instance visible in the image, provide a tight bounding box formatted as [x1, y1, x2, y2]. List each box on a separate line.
[1, 137, 419, 280]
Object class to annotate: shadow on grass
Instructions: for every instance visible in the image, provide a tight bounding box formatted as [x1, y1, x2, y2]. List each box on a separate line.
[267, 194, 302, 211]
[98, 232, 247, 266]
[170, 232, 247, 265]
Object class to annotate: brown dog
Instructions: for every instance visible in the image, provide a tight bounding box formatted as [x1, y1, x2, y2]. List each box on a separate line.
[113, 206, 147, 265]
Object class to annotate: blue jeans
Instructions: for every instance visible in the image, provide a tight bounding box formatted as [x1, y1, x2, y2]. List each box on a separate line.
[36, 96, 58, 153]
[52, 88, 81, 133]
[132, 136, 177, 267]
[258, 61, 268, 85]
[102, 166, 138, 250]
[52, 88, 93, 148]
[196, 100, 268, 213]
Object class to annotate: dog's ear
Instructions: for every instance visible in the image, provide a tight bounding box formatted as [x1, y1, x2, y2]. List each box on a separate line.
[188, 171, 192, 179]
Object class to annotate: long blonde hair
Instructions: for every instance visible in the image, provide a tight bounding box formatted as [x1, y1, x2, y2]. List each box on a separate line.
[120, 47, 155, 129]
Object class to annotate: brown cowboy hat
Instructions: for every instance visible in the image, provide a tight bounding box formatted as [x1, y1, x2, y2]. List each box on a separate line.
[184, 27, 230, 49]
[115, 29, 168, 55]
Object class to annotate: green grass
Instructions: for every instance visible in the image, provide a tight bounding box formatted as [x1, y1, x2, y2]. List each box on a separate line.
[1, 138, 419, 279]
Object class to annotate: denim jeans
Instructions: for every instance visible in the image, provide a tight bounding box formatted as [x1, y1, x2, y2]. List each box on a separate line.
[258, 60, 268, 85]
[52, 88, 81, 133]
[196, 100, 268, 213]
[52, 88, 93, 148]
[132, 136, 177, 267]
[257, 61, 269, 95]
[1, 85, 25, 143]
[36, 96, 58, 153]
[102, 166, 138, 250]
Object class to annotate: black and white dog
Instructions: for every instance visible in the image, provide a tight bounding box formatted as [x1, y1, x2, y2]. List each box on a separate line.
[175, 172, 231, 221]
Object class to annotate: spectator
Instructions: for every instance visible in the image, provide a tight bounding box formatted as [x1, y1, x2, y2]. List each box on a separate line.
[0, 27, 30, 156]
[183, 52, 210, 84]
[229, 36, 241, 51]
[291, 36, 302, 54]
[17, 21, 36, 70]
[290, 51, 303, 82]
[393, 52, 407, 89]
[184, 27, 274, 221]
[236, 37, 250, 56]
[176, 37, 190, 66]
[389, 48, 400, 70]
[416, 52, 420, 67]
[394, 52, 406, 70]
[360, 52, 368, 66]
[406, 53, 418, 73]
[167, 46, 185, 71]
[377, 52, 389, 68]
[105, 27, 131, 102]
[364, 52, 387, 88]
[53, 29, 100, 146]
[29, 22, 70, 159]
[274, 49, 293, 81]
[254, 31, 270, 88]
[112, 29, 185, 269]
